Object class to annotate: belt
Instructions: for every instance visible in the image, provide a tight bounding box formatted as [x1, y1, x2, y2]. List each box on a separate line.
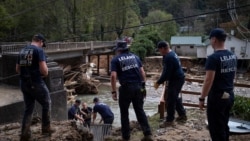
[120, 82, 141, 86]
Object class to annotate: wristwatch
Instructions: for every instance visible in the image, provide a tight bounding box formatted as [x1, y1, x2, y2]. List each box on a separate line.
[199, 97, 205, 102]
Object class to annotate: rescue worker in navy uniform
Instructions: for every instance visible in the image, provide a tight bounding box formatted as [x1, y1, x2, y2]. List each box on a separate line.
[68, 99, 85, 123]
[16, 34, 55, 141]
[110, 41, 153, 141]
[92, 97, 114, 124]
[199, 28, 237, 141]
[154, 41, 187, 127]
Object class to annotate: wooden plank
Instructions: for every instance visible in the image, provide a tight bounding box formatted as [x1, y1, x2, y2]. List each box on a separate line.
[234, 83, 250, 88]
[185, 77, 250, 88]
[158, 102, 165, 119]
[185, 78, 204, 83]
[181, 90, 200, 95]
[183, 102, 207, 108]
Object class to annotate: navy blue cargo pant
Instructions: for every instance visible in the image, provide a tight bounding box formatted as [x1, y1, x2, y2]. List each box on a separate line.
[20, 80, 51, 135]
[119, 83, 152, 140]
[207, 90, 234, 141]
[103, 117, 114, 124]
[165, 77, 186, 122]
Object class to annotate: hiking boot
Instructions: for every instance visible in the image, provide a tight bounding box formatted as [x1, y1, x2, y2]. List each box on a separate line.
[121, 137, 130, 141]
[20, 133, 31, 141]
[42, 125, 56, 135]
[176, 115, 187, 122]
[159, 121, 175, 128]
[141, 135, 153, 141]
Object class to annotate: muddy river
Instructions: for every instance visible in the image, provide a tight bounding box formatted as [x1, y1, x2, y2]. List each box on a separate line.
[76, 81, 164, 127]
[1, 78, 248, 128]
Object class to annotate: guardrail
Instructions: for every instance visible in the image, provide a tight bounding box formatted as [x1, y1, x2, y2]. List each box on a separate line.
[1, 44, 27, 54]
[0, 41, 116, 55]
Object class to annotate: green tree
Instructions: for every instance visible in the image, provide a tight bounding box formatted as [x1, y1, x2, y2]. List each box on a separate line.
[143, 10, 177, 41]
[130, 36, 153, 61]
[123, 7, 141, 37]
[136, 0, 150, 18]
[0, 5, 13, 41]
[130, 26, 162, 60]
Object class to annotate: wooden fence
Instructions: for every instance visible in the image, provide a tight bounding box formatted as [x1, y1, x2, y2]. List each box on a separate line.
[158, 77, 250, 119]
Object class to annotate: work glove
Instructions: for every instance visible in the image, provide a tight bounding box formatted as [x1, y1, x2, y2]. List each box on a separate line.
[141, 82, 146, 99]
[154, 82, 160, 90]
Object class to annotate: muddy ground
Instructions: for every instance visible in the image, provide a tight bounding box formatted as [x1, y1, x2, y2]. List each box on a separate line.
[1, 108, 250, 141]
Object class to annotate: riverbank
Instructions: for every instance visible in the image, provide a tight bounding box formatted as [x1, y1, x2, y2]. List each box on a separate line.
[1, 83, 250, 140]
[1, 108, 250, 141]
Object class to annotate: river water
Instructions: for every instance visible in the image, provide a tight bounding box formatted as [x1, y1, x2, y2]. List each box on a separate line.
[0, 82, 162, 127]
[76, 81, 163, 127]
[76, 78, 250, 127]
[2, 76, 248, 128]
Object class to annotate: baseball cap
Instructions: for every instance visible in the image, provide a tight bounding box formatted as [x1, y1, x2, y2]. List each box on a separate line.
[75, 99, 81, 104]
[34, 33, 46, 47]
[157, 41, 169, 48]
[93, 97, 99, 103]
[209, 28, 227, 41]
[113, 41, 128, 51]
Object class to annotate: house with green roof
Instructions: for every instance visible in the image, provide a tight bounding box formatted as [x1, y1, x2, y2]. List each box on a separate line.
[170, 36, 204, 57]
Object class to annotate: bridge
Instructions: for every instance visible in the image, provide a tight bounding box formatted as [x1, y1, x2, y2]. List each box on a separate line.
[0, 41, 117, 86]
[0, 41, 119, 125]
[0, 41, 116, 60]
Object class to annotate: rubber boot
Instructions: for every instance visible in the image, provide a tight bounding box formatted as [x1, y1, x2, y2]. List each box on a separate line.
[20, 131, 31, 141]
[42, 125, 55, 135]
[20, 125, 32, 141]
[141, 135, 153, 141]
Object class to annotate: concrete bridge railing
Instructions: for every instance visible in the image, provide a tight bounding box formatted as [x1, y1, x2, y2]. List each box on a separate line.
[0, 41, 116, 55]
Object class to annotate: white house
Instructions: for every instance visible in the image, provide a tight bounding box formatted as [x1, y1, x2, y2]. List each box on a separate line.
[170, 36, 204, 57]
[198, 35, 250, 60]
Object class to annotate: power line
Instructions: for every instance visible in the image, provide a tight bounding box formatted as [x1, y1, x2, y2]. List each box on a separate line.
[61, 4, 250, 41]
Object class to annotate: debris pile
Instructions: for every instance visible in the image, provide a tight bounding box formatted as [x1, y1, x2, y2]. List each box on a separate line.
[61, 63, 100, 104]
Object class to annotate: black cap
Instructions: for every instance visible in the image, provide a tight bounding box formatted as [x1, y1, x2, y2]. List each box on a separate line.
[157, 41, 169, 48]
[113, 41, 128, 51]
[93, 97, 99, 103]
[209, 28, 227, 41]
[75, 99, 81, 104]
[34, 33, 46, 47]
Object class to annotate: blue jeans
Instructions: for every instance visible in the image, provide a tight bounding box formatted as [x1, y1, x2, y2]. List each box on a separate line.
[118, 83, 152, 140]
[20, 80, 51, 135]
[165, 77, 186, 122]
[207, 90, 234, 141]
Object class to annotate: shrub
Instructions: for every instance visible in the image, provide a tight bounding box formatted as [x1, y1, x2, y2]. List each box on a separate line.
[231, 95, 250, 121]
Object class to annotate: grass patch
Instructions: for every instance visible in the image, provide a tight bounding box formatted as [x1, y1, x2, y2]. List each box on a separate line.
[231, 95, 250, 121]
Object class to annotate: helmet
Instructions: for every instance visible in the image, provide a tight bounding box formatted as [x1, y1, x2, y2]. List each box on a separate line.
[113, 41, 128, 51]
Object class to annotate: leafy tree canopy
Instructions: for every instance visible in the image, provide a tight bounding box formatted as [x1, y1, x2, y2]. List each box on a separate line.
[0, 5, 13, 41]
[0, 0, 249, 42]
[130, 26, 162, 60]
[143, 10, 177, 41]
